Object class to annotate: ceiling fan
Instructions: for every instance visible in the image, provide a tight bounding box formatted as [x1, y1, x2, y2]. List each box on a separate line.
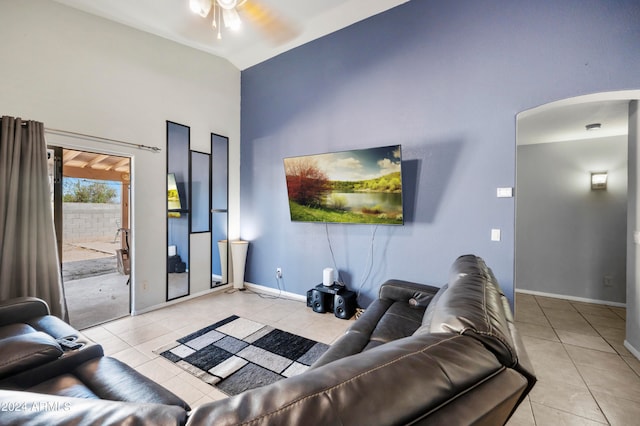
[189, 0, 296, 43]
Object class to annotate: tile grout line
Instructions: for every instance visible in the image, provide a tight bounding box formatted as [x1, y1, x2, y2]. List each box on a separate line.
[531, 296, 610, 425]
[537, 296, 614, 425]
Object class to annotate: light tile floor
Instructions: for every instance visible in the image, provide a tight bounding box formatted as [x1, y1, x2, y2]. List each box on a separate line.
[508, 293, 640, 426]
[81, 289, 353, 408]
[81, 289, 640, 425]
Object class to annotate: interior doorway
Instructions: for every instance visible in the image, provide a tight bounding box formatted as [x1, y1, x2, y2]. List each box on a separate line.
[515, 97, 629, 305]
[48, 147, 132, 329]
[514, 90, 639, 310]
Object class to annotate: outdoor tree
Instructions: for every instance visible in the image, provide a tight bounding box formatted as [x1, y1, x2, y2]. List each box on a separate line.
[63, 180, 117, 203]
[284, 157, 330, 207]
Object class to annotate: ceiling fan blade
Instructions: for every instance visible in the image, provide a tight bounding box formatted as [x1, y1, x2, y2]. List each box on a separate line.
[222, 7, 242, 30]
[190, 0, 212, 17]
[238, 0, 299, 45]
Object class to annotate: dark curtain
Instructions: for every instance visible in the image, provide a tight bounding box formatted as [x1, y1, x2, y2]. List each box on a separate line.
[0, 116, 66, 319]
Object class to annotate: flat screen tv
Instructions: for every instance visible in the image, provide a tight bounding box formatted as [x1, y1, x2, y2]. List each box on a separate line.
[283, 145, 404, 225]
[167, 173, 184, 218]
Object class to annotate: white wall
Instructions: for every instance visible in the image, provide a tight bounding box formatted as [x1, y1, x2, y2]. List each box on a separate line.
[0, 0, 241, 312]
[516, 136, 628, 304]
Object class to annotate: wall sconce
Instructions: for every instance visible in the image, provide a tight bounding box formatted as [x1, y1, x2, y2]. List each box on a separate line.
[591, 172, 608, 190]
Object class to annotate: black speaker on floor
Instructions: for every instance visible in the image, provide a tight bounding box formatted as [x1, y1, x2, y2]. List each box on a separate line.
[311, 289, 332, 313]
[306, 289, 313, 307]
[174, 262, 186, 273]
[334, 290, 357, 319]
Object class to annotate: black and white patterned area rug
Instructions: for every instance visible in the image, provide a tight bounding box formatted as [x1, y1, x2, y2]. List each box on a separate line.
[155, 315, 330, 396]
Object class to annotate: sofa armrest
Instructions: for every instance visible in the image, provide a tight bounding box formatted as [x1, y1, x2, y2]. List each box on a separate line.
[0, 390, 187, 426]
[0, 297, 50, 327]
[379, 279, 441, 308]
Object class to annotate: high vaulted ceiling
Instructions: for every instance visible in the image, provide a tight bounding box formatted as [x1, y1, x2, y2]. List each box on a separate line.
[48, 1, 633, 143]
[51, 0, 410, 70]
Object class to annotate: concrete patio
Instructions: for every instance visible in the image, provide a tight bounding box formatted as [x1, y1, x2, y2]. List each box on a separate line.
[63, 240, 130, 330]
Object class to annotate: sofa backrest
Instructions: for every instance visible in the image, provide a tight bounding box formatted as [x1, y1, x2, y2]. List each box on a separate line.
[186, 333, 529, 426]
[420, 255, 516, 367]
[418, 255, 536, 395]
[0, 297, 50, 327]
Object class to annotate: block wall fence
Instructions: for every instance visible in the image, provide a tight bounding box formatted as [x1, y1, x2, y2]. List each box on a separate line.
[62, 203, 120, 243]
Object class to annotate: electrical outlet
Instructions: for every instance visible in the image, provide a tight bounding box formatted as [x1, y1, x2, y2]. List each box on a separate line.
[603, 275, 613, 287]
[276, 268, 282, 279]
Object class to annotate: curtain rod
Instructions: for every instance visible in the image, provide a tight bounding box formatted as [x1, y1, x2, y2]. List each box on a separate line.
[44, 127, 162, 153]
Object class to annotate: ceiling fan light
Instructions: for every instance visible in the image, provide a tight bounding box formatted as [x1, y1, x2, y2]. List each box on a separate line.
[222, 7, 242, 30]
[217, 0, 238, 10]
[190, 0, 212, 17]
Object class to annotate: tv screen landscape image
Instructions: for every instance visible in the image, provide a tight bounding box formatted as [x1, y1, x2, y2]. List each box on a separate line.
[284, 145, 404, 225]
[167, 173, 183, 218]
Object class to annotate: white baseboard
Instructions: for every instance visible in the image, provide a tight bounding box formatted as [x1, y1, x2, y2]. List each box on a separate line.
[243, 282, 306, 303]
[624, 340, 640, 361]
[131, 282, 304, 316]
[516, 289, 626, 308]
[132, 284, 232, 316]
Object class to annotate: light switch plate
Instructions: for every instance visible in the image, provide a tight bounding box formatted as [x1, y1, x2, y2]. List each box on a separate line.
[491, 229, 501, 241]
[497, 187, 513, 198]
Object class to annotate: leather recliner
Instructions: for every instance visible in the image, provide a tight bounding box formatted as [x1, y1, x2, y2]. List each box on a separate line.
[0, 296, 190, 422]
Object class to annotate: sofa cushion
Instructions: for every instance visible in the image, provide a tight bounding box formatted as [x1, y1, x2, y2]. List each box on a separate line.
[0, 341, 104, 391]
[4, 356, 191, 410]
[311, 299, 394, 368]
[73, 357, 191, 410]
[0, 323, 37, 340]
[27, 374, 100, 399]
[0, 332, 63, 379]
[312, 295, 427, 368]
[364, 301, 424, 350]
[27, 315, 81, 340]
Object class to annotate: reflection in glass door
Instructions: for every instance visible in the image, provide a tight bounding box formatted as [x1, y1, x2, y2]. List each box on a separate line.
[167, 122, 190, 300]
[212, 134, 229, 287]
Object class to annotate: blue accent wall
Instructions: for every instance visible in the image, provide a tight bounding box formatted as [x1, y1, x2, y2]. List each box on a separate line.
[240, 0, 640, 307]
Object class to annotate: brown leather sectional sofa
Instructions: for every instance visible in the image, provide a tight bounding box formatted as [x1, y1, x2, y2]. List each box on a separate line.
[0, 254, 535, 425]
